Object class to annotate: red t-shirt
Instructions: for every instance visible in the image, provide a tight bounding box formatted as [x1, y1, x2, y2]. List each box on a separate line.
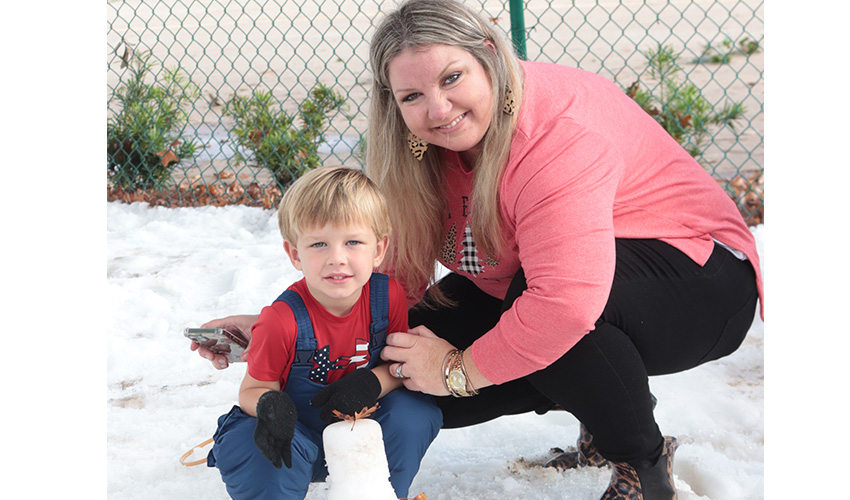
[247, 276, 408, 387]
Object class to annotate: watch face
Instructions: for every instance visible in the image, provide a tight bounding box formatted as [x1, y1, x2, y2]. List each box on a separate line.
[449, 371, 466, 390]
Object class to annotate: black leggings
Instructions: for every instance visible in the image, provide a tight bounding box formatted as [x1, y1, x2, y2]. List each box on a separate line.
[408, 239, 758, 466]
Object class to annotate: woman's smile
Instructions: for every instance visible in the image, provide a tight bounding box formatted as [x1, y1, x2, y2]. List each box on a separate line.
[437, 112, 466, 130]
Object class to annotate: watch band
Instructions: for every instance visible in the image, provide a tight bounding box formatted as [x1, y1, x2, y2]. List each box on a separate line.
[448, 350, 469, 397]
[458, 350, 478, 396]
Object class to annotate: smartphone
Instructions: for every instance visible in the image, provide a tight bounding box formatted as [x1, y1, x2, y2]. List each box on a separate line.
[184, 327, 248, 363]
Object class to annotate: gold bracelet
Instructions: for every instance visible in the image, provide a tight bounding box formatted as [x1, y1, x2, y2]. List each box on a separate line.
[458, 350, 478, 396]
[442, 349, 457, 395]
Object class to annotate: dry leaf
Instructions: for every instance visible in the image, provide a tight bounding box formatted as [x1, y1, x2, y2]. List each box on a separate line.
[109, 178, 285, 212]
[332, 403, 380, 430]
[721, 172, 764, 225]
[116, 39, 135, 69]
[227, 182, 245, 199]
[246, 182, 263, 200]
[157, 149, 180, 167]
[248, 129, 266, 145]
[120, 46, 131, 68]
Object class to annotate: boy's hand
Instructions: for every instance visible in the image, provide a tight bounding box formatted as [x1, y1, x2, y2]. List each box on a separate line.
[253, 391, 298, 469]
[309, 369, 381, 423]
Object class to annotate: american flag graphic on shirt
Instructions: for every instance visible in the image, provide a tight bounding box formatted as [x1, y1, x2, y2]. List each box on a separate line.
[349, 338, 369, 369]
[309, 345, 338, 384]
[308, 338, 370, 384]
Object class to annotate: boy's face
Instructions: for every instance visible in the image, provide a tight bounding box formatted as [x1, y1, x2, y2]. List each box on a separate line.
[283, 222, 388, 316]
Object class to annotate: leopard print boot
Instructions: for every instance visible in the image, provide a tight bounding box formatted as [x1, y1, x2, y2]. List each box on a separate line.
[600, 436, 678, 500]
[546, 395, 658, 471]
[544, 423, 608, 469]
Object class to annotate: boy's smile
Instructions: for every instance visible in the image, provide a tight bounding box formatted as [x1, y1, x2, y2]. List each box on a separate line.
[284, 222, 388, 316]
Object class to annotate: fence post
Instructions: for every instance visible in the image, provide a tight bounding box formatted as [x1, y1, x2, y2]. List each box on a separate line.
[508, 0, 527, 60]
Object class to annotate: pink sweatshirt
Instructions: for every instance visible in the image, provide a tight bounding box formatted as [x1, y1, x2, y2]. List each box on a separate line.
[434, 60, 763, 385]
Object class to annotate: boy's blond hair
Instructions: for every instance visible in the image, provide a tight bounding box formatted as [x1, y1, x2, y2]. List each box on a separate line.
[277, 166, 391, 245]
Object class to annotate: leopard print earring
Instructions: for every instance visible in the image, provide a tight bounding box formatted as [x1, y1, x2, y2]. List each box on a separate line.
[503, 87, 515, 115]
[407, 132, 428, 161]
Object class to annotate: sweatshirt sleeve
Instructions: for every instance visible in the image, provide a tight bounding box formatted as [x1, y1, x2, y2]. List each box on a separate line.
[469, 120, 623, 385]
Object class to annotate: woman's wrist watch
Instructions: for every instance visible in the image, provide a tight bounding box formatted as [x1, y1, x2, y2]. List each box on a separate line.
[443, 349, 478, 397]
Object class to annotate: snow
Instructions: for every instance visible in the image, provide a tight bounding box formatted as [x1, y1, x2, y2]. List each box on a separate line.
[99, 201, 766, 500]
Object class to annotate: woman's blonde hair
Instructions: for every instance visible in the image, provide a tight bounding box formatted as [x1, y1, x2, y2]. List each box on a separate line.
[278, 166, 391, 245]
[366, 0, 523, 304]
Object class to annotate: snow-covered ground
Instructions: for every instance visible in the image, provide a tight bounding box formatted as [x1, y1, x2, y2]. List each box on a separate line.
[103, 202, 765, 500]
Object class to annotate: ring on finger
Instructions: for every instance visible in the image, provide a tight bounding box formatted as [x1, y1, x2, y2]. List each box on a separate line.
[394, 364, 405, 379]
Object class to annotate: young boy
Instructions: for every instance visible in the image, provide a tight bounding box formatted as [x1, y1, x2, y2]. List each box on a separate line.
[206, 166, 442, 500]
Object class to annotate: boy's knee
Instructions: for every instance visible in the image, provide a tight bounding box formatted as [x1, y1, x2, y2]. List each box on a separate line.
[380, 390, 442, 435]
[210, 409, 322, 500]
[377, 391, 442, 462]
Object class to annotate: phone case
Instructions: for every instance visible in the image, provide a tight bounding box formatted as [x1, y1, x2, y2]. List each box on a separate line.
[184, 327, 248, 363]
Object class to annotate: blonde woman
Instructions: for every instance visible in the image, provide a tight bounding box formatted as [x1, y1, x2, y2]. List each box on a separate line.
[198, 1, 763, 498]
[369, 1, 762, 499]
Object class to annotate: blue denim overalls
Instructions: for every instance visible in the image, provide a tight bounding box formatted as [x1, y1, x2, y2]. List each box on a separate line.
[207, 274, 442, 500]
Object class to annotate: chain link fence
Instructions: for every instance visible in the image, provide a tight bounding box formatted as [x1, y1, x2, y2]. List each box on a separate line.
[107, 0, 763, 224]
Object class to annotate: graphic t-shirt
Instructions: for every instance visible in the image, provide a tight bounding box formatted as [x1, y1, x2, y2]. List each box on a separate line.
[247, 276, 408, 387]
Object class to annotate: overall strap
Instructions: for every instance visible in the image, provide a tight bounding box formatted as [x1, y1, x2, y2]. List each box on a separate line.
[367, 273, 390, 369]
[274, 289, 317, 366]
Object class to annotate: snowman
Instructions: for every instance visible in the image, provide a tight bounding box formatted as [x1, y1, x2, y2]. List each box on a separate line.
[323, 414, 399, 500]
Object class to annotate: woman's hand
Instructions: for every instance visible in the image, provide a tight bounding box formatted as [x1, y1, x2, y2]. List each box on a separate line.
[381, 325, 455, 395]
[190, 314, 259, 369]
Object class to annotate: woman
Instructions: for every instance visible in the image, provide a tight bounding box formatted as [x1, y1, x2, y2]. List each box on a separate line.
[198, 1, 763, 498]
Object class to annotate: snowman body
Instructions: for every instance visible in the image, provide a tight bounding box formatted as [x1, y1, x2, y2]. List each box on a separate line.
[323, 419, 398, 500]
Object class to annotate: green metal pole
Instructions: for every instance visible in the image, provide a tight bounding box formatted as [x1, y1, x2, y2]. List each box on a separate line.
[508, 0, 527, 60]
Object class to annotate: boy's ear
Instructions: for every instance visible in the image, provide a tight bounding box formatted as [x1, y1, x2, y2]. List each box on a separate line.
[373, 235, 389, 268]
[283, 240, 303, 271]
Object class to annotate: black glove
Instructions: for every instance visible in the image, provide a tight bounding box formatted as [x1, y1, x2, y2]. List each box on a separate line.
[253, 390, 298, 469]
[309, 368, 382, 423]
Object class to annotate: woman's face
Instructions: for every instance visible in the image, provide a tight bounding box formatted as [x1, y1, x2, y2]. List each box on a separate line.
[387, 44, 494, 163]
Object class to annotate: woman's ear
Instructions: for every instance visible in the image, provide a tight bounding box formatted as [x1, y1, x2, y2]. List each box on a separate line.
[484, 39, 497, 53]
